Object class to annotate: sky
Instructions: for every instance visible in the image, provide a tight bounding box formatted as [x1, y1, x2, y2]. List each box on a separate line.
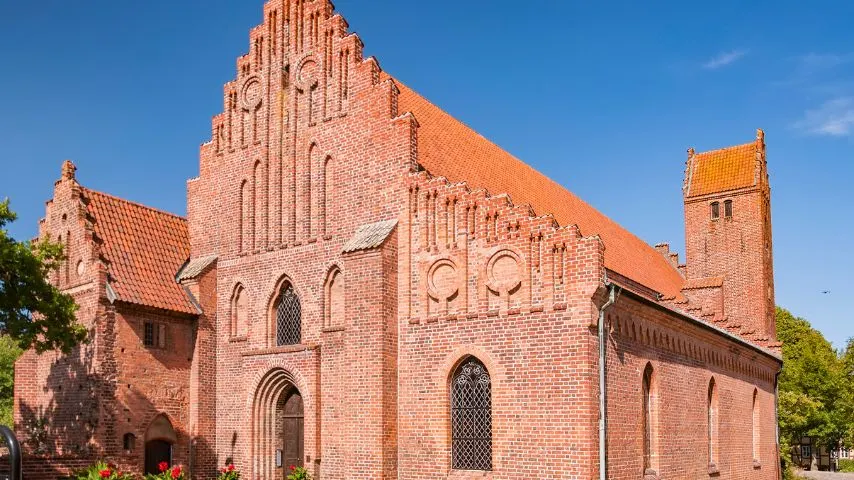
[0, 0, 851, 349]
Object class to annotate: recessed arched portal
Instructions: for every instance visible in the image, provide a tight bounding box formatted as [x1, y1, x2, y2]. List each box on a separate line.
[144, 414, 176, 474]
[252, 368, 305, 480]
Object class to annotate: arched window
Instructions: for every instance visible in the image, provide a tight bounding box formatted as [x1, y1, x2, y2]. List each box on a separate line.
[231, 284, 248, 338]
[710, 202, 720, 220]
[708, 378, 718, 470]
[642, 363, 655, 475]
[274, 283, 301, 346]
[724, 199, 733, 219]
[324, 267, 344, 328]
[451, 357, 492, 471]
[752, 389, 760, 464]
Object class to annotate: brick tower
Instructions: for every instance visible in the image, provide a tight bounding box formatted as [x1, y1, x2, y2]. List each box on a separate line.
[683, 129, 775, 339]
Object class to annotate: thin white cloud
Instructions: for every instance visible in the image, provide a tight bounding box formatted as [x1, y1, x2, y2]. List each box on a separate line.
[792, 97, 854, 136]
[702, 49, 749, 70]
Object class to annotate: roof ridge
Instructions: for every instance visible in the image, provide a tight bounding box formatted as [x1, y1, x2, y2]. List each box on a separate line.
[394, 78, 651, 246]
[694, 141, 755, 157]
[393, 77, 685, 297]
[82, 187, 187, 222]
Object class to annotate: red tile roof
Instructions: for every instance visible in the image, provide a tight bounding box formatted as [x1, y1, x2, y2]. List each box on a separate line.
[394, 80, 685, 298]
[686, 143, 758, 197]
[83, 188, 196, 314]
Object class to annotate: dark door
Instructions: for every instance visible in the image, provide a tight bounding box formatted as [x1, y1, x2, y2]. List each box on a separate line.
[282, 391, 304, 473]
[144, 440, 172, 474]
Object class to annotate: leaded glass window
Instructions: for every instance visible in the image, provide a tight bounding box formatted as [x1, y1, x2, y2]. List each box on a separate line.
[143, 322, 154, 347]
[451, 357, 492, 471]
[275, 284, 301, 346]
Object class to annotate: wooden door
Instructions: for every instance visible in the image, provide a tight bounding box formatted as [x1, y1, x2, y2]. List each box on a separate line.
[282, 391, 304, 474]
[144, 440, 172, 474]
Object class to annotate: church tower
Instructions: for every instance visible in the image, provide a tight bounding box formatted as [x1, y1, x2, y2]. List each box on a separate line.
[683, 129, 775, 340]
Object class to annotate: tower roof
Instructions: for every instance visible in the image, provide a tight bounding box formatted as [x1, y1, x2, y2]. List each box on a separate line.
[685, 130, 764, 198]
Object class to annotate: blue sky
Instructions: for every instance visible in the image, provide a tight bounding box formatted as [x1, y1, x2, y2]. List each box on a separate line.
[1, 0, 851, 348]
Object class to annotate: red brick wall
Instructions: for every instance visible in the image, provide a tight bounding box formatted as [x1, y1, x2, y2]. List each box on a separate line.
[15, 169, 106, 464]
[605, 296, 779, 480]
[110, 306, 194, 473]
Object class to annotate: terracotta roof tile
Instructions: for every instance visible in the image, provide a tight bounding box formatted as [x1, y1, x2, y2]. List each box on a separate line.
[83, 188, 195, 314]
[394, 79, 685, 298]
[686, 143, 758, 197]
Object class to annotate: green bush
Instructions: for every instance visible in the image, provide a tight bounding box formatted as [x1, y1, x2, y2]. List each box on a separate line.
[75, 461, 134, 480]
[781, 454, 796, 480]
[839, 458, 854, 473]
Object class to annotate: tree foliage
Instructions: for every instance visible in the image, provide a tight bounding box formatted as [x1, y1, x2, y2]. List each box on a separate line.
[777, 307, 853, 453]
[0, 199, 85, 353]
[0, 334, 22, 427]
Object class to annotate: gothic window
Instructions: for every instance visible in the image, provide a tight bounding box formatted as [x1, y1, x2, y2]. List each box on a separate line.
[724, 199, 733, 219]
[752, 389, 760, 463]
[642, 363, 655, 474]
[708, 377, 718, 469]
[231, 284, 248, 338]
[324, 267, 344, 328]
[275, 283, 301, 346]
[710, 202, 720, 220]
[451, 357, 492, 471]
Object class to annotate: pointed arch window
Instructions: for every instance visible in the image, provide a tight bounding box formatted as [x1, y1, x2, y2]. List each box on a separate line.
[642, 363, 656, 475]
[451, 357, 492, 471]
[324, 267, 344, 328]
[708, 377, 719, 472]
[275, 284, 301, 346]
[752, 388, 760, 465]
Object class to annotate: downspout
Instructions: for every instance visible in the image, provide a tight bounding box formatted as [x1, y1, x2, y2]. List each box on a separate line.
[599, 283, 618, 480]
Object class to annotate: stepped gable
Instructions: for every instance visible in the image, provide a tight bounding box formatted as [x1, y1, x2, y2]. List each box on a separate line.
[83, 188, 195, 314]
[685, 141, 760, 198]
[392, 79, 685, 299]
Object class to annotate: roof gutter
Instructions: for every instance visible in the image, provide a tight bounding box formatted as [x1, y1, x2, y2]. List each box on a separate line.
[605, 281, 781, 363]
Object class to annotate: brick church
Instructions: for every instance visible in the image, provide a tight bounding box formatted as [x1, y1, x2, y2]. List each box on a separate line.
[15, 1, 783, 479]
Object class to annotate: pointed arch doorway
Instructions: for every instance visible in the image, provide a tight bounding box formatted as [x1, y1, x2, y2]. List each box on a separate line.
[144, 414, 176, 474]
[253, 368, 305, 479]
[279, 390, 304, 471]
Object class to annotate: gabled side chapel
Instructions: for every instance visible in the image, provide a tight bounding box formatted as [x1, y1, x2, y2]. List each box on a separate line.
[15, 1, 783, 479]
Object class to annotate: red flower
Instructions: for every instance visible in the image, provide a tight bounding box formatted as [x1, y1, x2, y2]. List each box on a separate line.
[170, 465, 182, 479]
[227, 464, 235, 472]
[159, 462, 169, 473]
[290, 465, 296, 471]
[99, 469, 111, 479]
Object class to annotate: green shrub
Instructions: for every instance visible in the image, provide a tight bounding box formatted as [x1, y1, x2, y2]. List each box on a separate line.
[781, 454, 796, 480]
[839, 458, 854, 473]
[76, 461, 135, 480]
